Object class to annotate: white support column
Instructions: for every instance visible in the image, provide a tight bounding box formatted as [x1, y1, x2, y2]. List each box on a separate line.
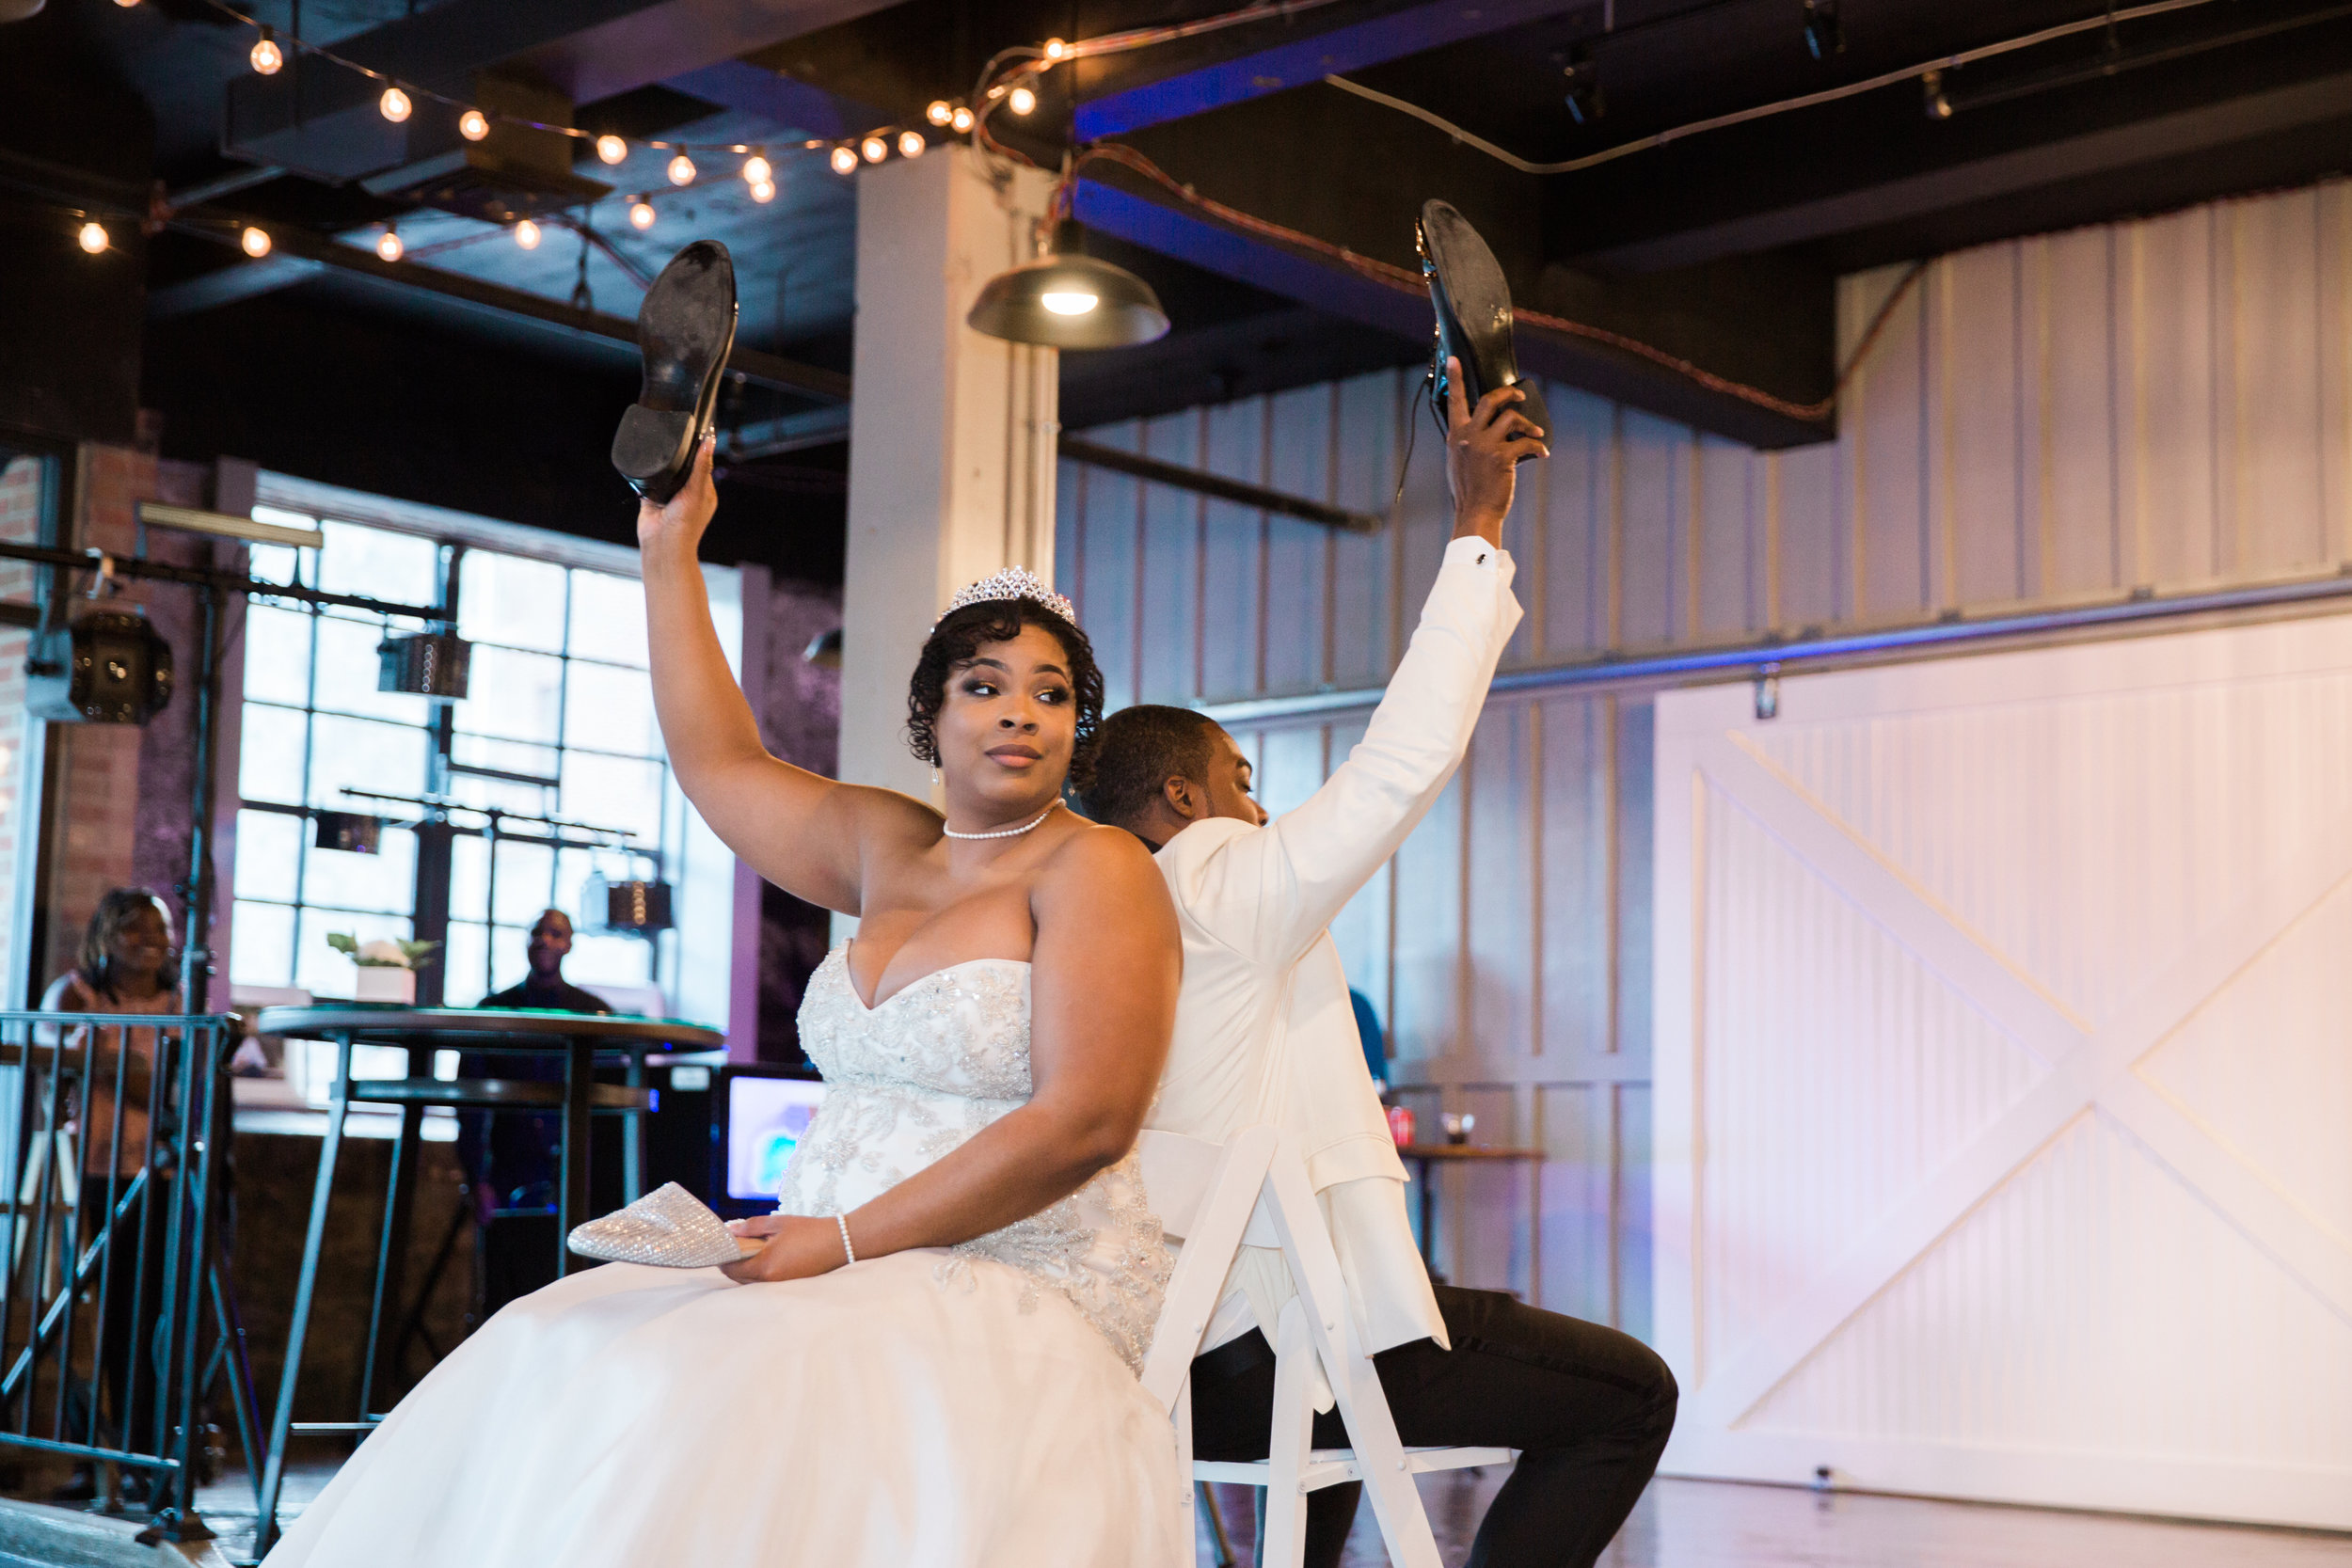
[838, 144, 1058, 807]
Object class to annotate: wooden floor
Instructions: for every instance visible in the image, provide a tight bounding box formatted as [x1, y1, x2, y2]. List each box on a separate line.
[1201, 1471, 2352, 1568]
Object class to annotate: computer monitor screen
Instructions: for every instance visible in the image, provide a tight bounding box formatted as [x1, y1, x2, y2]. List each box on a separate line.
[725, 1073, 827, 1202]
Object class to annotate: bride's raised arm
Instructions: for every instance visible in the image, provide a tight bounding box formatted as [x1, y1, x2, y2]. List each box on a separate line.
[638, 436, 924, 915]
[722, 824, 1180, 1282]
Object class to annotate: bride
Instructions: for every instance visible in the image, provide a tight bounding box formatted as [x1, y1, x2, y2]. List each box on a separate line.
[264, 436, 1190, 1567]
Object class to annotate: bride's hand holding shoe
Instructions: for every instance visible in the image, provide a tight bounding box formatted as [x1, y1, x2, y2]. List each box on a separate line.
[720, 1213, 848, 1284]
[638, 432, 719, 560]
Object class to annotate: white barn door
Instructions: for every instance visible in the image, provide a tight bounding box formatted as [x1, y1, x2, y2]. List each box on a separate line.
[1652, 614, 2352, 1529]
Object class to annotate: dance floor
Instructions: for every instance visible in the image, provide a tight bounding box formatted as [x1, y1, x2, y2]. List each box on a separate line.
[194, 1459, 2350, 1564]
[1203, 1470, 2352, 1568]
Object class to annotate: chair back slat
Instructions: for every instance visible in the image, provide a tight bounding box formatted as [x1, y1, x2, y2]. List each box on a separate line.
[1136, 1126, 1277, 1411]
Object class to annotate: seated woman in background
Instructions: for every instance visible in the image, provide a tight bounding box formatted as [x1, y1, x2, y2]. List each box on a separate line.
[37, 888, 181, 1480]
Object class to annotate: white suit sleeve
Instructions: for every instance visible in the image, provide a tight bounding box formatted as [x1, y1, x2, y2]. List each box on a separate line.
[1188, 536, 1522, 965]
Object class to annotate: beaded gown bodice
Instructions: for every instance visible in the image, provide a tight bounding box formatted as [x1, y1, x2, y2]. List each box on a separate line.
[770, 943, 1170, 1372]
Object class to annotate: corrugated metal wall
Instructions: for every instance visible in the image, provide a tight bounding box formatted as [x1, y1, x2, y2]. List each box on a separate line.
[1054, 179, 2352, 1338]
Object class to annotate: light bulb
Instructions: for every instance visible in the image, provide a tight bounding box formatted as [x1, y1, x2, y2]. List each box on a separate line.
[926, 100, 953, 126]
[749, 179, 775, 203]
[898, 130, 926, 159]
[379, 86, 411, 123]
[514, 218, 542, 249]
[77, 223, 107, 256]
[741, 153, 771, 184]
[667, 153, 695, 185]
[950, 105, 975, 134]
[241, 226, 271, 258]
[1040, 291, 1098, 316]
[861, 135, 887, 164]
[1043, 38, 1068, 60]
[112, 0, 137, 8]
[596, 134, 627, 165]
[830, 145, 859, 175]
[628, 199, 656, 230]
[459, 108, 489, 141]
[375, 228, 403, 261]
[249, 28, 283, 75]
[1008, 86, 1037, 116]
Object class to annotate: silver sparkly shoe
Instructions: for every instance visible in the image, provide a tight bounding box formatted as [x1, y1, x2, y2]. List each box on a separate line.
[567, 1182, 750, 1269]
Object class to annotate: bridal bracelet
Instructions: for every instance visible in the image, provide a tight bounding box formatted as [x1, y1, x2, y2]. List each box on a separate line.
[835, 1213, 856, 1266]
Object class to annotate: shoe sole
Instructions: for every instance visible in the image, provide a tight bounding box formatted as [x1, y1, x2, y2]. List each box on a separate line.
[612, 240, 739, 505]
[1420, 200, 1549, 451]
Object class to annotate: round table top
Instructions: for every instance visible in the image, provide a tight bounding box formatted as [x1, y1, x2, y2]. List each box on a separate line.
[253, 1005, 724, 1052]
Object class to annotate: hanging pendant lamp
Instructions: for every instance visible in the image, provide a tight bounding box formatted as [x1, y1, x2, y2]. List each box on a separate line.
[967, 221, 1168, 350]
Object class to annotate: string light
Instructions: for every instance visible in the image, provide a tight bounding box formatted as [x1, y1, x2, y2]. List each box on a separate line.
[628, 198, 657, 230]
[78, 223, 108, 255]
[460, 108, 489, 141]
[749, 179, 776, 203]
[926, 101, 953, 126]
[1008, 86, 1038, 116]
[379, 86, 411, 123]
[249, 26, 283, 75]
[1043, 38, 1069, 59]
[830, 146, 859, 175]
[668, 152, 696, 185]
[741, 153, 772, 184]
[375, 226, 403, 261]
[898, 130, 926, 158]
[112, 0, 137, 8]
[514, 218, 542, 249]
[861, 135, 887, 163]
[241, 226, 271, 258]
[950, 106, 975, 134]
[596, 134, 628, 165]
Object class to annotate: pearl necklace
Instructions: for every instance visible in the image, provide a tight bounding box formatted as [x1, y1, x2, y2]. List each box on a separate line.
[942, 803, 1059, 841]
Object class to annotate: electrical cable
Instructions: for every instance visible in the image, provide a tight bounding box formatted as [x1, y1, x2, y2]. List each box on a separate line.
[1319, 0, 2221, 177]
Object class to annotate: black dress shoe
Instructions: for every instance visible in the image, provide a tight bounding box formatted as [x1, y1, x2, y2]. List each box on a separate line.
[1417, 199, 1549, 455]
[612, 240, 738, 505]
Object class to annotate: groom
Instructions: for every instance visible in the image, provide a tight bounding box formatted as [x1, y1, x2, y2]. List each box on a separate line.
[1079, 368, 1675, 1567]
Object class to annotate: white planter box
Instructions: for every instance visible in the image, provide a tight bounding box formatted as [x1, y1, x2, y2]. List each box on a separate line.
[354, 967, 417, 1005]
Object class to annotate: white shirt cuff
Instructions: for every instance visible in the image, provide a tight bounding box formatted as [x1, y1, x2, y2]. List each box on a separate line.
[1442, 534, 1509, 571]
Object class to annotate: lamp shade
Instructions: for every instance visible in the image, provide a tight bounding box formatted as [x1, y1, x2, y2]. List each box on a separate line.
[966, 252, 1169, 350]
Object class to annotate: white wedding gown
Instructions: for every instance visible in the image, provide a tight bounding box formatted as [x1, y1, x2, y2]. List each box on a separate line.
[265, 946, 1189, 1568]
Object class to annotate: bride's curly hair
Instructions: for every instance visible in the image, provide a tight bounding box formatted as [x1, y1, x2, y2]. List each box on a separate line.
[905, 599, 1106, 791]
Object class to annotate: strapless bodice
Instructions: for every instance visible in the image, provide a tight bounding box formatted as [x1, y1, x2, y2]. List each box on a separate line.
[770, 944, 1169, 1371]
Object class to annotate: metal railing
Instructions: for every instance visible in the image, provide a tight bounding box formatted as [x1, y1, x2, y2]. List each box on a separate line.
[0, 1010, 257, 1541]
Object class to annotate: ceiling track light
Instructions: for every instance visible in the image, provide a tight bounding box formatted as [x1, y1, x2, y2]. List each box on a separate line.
[1923, 68, 1953, 119]
[379, 85, 411, 123]
[1801, 0, 1845, 59]
[249, 25, 283, 75]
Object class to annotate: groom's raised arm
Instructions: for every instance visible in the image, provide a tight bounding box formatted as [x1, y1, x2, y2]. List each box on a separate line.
[1180, 370, 1535, 966]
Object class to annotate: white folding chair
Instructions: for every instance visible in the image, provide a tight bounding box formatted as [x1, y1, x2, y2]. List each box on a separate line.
[1137, 1127, 1511, 1568]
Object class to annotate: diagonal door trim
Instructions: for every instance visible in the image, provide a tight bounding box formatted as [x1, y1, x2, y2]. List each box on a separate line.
[1683, 736, 2352, 1429]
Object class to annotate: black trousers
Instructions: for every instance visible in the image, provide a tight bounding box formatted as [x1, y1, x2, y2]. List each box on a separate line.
[1188, 1286, 1677, 1568]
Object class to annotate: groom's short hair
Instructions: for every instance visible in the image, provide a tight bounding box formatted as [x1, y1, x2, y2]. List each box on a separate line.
[1078, 705, 1223, 828]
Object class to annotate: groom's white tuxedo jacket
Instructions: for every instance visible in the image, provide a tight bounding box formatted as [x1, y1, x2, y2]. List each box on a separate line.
[1148, 534, 1522, 1361]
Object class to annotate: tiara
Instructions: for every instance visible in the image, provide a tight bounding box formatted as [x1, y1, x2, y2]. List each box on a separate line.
[935, 567, 1078, 629]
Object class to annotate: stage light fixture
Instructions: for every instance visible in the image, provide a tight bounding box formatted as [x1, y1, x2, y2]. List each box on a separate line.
[459, 108, 489, 141]
[1802, 0, 1845, 58]
[741, 153, 771, 184]
[596, 134, 628, 165]
[77, 222, 107, 255]
[27, 610, 174, 725]
[377, 631, 471, 700]
[241, 226, 271, 258]
[950, 105, 975, 134]
[898, 130, 925, 158]
[750, 179, 776, 203]
[830, 145, 859, 174]
[583, 873, 675, 935]
[312, 812, 383, 855]
[629, 198, 657, 230]
[862, 135, 887, 163]
[375, 226, 403, 261]
[668, 152, 696, 185]
[515, 218, 542, 248]
[927, 100, 953, 126]
[249, 26, 283, 74]
[1008, 86, 1037, 116]
[379, 85, 411, 123]
[1923, 69, 1952, 119]
[967, 221, 1168, 350]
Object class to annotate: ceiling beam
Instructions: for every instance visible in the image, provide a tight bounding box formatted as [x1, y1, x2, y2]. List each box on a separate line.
[1072, 0, 1568, 140]
[660, 60, 889, 140]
